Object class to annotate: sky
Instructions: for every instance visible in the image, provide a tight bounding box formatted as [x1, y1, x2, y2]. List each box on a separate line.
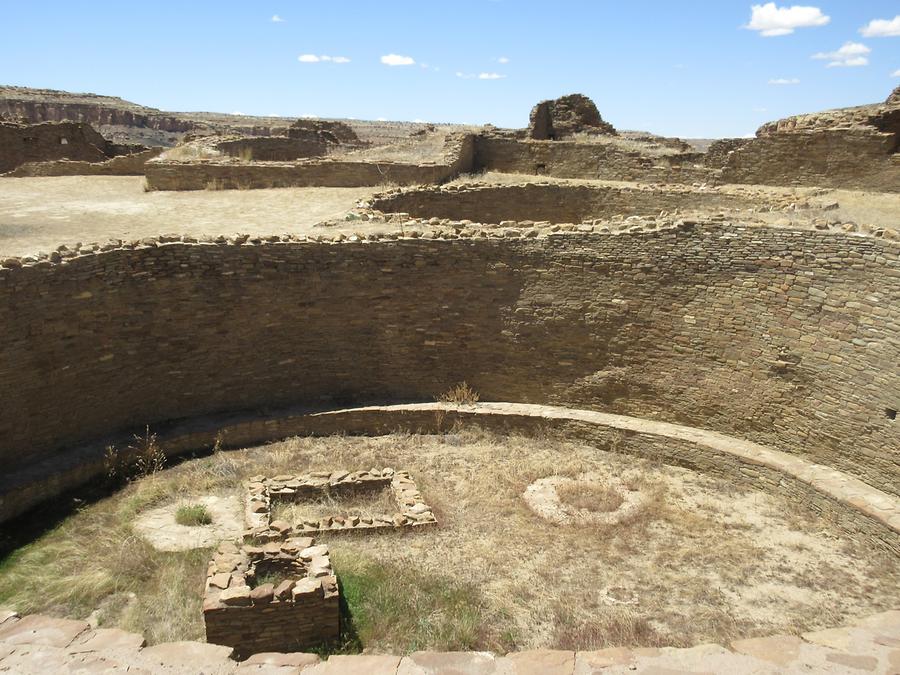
[1, 1, 898, 138]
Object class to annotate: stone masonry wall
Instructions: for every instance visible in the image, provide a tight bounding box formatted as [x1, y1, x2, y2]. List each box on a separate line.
[6, 148, 163, 177]
[368, 183, 757, 223]
[474, 135, 711, 184]
[144, 134, 475, 190]
[0, 120, 111, 173]
[0, 226, 897, 503]
[717, 129, 900, 192]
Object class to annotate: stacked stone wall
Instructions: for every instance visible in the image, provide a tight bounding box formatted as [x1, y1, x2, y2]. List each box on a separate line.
[0, 121, 112, 173]
[0, 226, 896, 509]
[215, 137, 329, 161]
[718, 129, 900, 192]
[6, 148, 163, 177]
[369, 183, 757, 223]
[473, 136, 711, 184]
[144, 134, 475, 190]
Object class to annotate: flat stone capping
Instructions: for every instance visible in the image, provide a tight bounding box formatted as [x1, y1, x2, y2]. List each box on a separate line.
[244, 469, 437, 540]
[1, 608, 899, 672]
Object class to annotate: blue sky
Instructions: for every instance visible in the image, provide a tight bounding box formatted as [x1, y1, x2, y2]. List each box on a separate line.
[1, 1, 898, 137]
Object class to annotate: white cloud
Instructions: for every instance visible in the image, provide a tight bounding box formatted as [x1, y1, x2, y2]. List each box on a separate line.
[231, 111, 245, 116]
[893, 69, 900, 77]
[298, 54, 350, 64]
[271, 14, 284, 22]
[299, 114, 318, 119]
[381, 54, 415, 66]
[812, 42, 870, 68]
[497, 56, 510, 64]
[376, 117, 388, 121]
[768, 77, 800, 84]
[860, 16, 900, 37]
[746, 3, 830, 36]
[456, 71, 506, 80]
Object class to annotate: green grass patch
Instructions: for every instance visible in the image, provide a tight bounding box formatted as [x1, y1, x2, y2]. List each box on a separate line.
[175, 504, 212, 527]
[332, 550, 489, 654]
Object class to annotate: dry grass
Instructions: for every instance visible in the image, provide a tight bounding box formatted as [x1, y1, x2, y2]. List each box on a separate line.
[437, 382, 480, 405]
[556, 482, 624, 513]
[271, 487, 399, 524]
[0, 427, 898, 654]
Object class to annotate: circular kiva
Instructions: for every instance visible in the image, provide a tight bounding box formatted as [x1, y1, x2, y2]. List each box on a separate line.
[522, 473, 645, 526]
[133, 494, 243, 552]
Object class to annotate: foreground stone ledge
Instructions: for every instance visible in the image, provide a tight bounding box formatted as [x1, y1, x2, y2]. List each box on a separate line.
[0, 609, 898, 673]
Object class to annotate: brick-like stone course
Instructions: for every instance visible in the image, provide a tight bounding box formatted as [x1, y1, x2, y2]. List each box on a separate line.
[203, 538, 339, 657]
[0, 223, 897, 521]
[144, 134, 474, 190]
[367, 182, 761, 224]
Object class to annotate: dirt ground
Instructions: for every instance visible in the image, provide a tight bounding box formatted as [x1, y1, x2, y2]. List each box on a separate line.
[1, 428, 898, 652]
[0, 176, 378, 257]
[269, 430, 900, 650]
[1, 174, 897, 259]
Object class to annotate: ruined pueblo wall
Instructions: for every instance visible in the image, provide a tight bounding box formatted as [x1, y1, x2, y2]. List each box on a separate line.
[0, 121, 112, 173]
[215, 137, 329, 162]
[144, 134, 475, 190]
[0, 227, 897, 503]
[474, 136, 712, 184]
[6, 148, 163, 177]
[716, 129, 900, 192]
[369, 183, 757, 223]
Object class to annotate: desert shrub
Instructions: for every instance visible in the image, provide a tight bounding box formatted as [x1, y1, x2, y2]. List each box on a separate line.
[438, 382, 480, 405]
[104, 427, 166, 485]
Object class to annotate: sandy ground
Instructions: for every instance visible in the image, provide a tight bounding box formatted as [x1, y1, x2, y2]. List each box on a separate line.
[1, 174, 897, 259]
[0, 176, 377, 257]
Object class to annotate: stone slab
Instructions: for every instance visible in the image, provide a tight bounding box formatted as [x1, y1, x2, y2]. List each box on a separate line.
[70, 627, 147, 653]
[0, 614, 90, 648]
[398, 650, 498, 674]
[496, 650, 575, 675]
[312, 654, 401, 675]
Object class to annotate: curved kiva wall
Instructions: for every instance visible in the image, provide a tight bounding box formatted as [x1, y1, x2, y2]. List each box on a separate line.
[0, 225, 897, 516]
[368, 183, 761, 224]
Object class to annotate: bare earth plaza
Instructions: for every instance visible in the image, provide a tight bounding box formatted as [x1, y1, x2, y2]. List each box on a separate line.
[0, 4, 899, 673]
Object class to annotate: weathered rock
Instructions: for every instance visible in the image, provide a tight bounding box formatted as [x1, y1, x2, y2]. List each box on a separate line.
[528, 94, 616, 140]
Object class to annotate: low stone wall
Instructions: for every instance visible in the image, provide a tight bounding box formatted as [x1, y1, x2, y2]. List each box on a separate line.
[245, 469, 437, 540]
[6, 148, 162, 176]
[474, 135, 712, 184]
[144, 134, 474, 190]
[215, 137, 329, 161]
[367, 182, 761, 223]
[203, 538, 339, 656]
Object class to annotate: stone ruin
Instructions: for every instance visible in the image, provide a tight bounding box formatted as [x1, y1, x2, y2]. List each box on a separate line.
[200, 467, 436, 654]
[287, 118, 362, 146]
[202, 537, 339, 657]
[889, 85, 900, 106]
[0, 117, 149, 174]
[243, 468, 437, 540]
[528, 93, 617, 140]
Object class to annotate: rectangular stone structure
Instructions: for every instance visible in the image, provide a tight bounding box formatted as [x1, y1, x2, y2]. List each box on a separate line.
[203, 537, 338, 657]
[244, 468, 437, 541]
